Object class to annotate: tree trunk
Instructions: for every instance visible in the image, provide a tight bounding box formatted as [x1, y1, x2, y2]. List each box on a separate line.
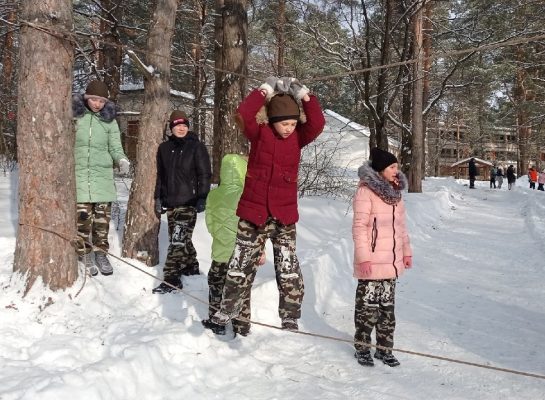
[122, 0, 179, 266]
[14, 0, 76, 293]
[276, 0, 286, 76]
[212, 0, 249, 183]
[0, 4, 17, 159]
[98, 0, 124, 101]
[514, 47, 531, 173]
[192, 0, 207, 142]
[421, 1, 433, 177]
[408, 1, 423, 193]
[374, 0, 392, 149]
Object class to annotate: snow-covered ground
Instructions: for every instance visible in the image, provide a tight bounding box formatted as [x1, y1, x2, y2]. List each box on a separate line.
[1, 172, 544, 399]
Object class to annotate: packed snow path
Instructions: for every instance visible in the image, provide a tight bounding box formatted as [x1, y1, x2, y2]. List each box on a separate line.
[0, 175, 544, 399]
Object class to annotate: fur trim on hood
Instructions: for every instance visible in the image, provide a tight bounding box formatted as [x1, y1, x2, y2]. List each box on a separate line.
[357, 161, 407, 205]
[72, 93, 117, 122]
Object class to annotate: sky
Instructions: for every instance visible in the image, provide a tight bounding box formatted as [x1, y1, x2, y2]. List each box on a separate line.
[1, 171, 545, 400]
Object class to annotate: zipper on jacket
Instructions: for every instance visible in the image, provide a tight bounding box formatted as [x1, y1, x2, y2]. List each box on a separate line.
[371, 217, 378, 252]
[392, 205, 398, 278]
[87, 116, 93, 202]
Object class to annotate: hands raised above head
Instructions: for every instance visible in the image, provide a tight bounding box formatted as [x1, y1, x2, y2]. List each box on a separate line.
[259, 76, 310, 101]
[287, 78, 310, 100]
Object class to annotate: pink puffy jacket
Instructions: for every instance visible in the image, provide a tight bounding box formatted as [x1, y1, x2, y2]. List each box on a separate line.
[352, 185, 412, 280]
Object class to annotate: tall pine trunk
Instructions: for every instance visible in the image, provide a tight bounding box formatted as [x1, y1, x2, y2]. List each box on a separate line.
[98, 0, 124, 101]
[408, 1, 424, 193]
[212, 0, 249, 183]
[14, 0, 76, 293]
[0, 4, 17, 160]
[122, 0, 179, 266]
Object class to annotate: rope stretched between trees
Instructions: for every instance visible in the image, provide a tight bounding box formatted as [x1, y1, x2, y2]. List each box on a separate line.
[16, 221, 545, 381]
[18, 19, 545, 86]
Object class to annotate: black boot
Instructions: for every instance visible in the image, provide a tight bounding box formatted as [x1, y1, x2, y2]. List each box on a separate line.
[374, 350, 400, 367]
[354, 350, 374, 367]
[152, 280, 182, 294]
[201, 319, 226, 335]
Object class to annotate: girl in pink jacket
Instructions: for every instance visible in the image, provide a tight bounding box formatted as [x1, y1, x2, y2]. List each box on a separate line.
[352, 147, 413, 368]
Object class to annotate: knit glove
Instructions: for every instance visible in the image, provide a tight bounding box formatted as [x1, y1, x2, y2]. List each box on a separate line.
[276, 76, 294, 94]
[289, 78, 310, 100]
[403, 256, 413, 268]
[118, 158, 131, 175]
[195, 198, 206, 213]
[358, 261, 372, 276]
[259, 76, 279, 99]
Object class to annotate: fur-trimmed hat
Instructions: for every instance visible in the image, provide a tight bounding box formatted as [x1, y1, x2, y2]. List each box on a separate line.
[84, 80, 109, 101]
[370, 147, 398, 172]
[267, 94, 300, 124]
[169, 110, 189, 130]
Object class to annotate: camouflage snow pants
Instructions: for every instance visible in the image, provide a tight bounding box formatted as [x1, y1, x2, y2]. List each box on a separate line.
[76, 202, 111, 256]
[219, 217, 304, 322]
[163, 206, 198, 283]
[208, 260, 254, 333]
[354, 279, 397, 353]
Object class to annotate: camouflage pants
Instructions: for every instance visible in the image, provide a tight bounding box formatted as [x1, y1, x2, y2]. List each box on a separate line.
[219, 217, 304, 321]
[76, 202, 111, 256]
[354, 279, 396, 353]
[163, 206, 198, 282]
[208, 260, 254, 333]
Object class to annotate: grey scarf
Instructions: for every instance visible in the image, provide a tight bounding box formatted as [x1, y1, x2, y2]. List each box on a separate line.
[357, 161, 407, 205]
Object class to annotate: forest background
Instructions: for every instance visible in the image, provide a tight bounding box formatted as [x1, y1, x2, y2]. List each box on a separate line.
[0, 0, 544, 292]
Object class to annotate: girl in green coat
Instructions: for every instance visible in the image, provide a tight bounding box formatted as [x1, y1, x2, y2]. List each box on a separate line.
[201, 154, 265, 336]
[73, 80, 130, 276]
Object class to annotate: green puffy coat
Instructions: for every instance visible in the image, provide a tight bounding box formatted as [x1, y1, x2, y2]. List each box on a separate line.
[74, 99, 127, 203]
[205, 154, 248, 263]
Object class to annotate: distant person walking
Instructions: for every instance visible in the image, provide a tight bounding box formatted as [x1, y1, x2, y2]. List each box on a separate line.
[506, 165, 516, 190]
[468, 158, 478, 189]
[538, 169, 545, 191]
[528, 167, 537, 190]
[496, 167, 504, 189]
[489, 166, 497, 189]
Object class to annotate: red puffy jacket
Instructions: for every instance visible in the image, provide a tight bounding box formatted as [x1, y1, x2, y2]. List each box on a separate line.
[236, 89, 325, 226]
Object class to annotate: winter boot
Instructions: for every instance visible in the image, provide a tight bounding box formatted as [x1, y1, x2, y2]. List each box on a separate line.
[152, 280, 182, 294]
[79, 253, 98, 277]
[354, 350, 374, 367]
[233, 325, 251, 337]
[95, 252, 113, 276]
[374, 350, 400, 367]
[281, 318, 299, 331]
[201, 319, 226, 335]
[210, 311, 230, 326]
[181, 262, 200, 276]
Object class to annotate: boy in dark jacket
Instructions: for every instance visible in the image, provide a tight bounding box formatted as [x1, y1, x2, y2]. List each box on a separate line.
[153, 111, 212, 294]
[208, 77, 325, 332]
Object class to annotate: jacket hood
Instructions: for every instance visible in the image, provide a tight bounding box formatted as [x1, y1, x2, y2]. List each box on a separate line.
[219, 154, 247, 189]
[357, 161, 407, 205]
[72, 93, 117, 122]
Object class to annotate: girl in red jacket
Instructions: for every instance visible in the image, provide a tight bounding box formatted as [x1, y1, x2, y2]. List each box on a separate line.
[208, 77, 325, 333]
[352, 147, 413, 367]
